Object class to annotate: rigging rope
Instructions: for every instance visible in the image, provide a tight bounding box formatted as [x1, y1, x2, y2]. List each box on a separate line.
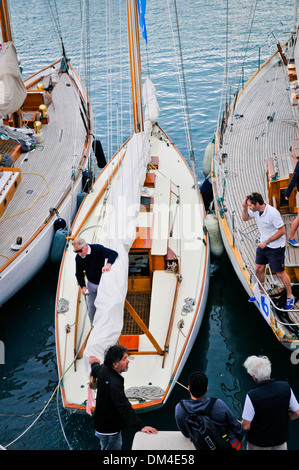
[235, 0, 258, 94]
[217, 0, 258, 130]
[166, 0, 198, 184]
[45, 0, 93, 236]
[1, 295, 90, 451]
[2, 384, 60, 450]
[172, 0, 194, 157]
[216, 0, 261, 209]
[44, 0, 68, 62]
[106, 0, 114, 163]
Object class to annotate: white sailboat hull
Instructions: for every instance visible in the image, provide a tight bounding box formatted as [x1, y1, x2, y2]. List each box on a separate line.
[0, 61, 92, 306]
[55, 123, 210, 412]
[212, 26, 299, 349]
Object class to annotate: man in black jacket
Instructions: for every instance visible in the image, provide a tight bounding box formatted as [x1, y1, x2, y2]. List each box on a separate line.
[241, 355, 299, 450]
[90, 345, 158, 450]
[73, 238, 118, 326]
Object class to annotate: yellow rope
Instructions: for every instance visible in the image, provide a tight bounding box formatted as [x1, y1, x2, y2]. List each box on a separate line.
[0, 172, 50, 224]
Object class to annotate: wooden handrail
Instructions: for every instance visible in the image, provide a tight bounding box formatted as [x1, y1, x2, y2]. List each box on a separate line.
[76, 328, 92, 360]
[162, 272, 181, 368]
[125, 299, 163, 355]
[73, 287, 82, 370]
[73, 287, 93, 364]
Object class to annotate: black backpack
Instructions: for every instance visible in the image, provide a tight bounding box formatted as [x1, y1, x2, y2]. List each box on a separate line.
[180, 398, 232, 451]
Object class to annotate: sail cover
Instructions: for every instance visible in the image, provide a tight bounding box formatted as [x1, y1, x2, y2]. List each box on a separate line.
[83, 78, 159, 374]
[0, 42, 27, 118]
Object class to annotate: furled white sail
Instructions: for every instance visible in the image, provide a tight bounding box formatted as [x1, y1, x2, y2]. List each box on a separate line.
[83, 78, 159, 374]
[0, 41, 27, 118]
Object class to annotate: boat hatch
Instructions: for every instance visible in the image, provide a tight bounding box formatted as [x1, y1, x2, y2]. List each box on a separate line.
[0, 167, 21, 218]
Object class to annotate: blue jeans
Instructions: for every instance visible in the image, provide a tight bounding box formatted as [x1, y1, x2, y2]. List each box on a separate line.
[95, 431, 122, 450]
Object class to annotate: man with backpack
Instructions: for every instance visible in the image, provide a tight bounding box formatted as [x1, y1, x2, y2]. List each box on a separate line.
[175, 372, 243, 450]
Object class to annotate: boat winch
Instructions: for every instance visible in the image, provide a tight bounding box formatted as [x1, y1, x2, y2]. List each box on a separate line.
[33, 120, 43, 143]
[10, 236, 23, 251]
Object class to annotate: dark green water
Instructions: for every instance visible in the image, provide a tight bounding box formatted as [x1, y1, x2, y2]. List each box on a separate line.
[1, 253, 299, 450]
[1, 0, 299, 453]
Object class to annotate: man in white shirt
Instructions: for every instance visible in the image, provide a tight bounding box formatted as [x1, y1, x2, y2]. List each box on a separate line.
[242, 192, 294, 310]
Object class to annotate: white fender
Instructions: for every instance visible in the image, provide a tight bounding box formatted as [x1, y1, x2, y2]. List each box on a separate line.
[205, 212, 224, 257]
[202, 141, 214, 177]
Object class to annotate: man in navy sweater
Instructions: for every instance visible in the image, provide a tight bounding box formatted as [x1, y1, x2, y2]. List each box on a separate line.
[73, 238, 118, 325]
[241, 355, 299, 450]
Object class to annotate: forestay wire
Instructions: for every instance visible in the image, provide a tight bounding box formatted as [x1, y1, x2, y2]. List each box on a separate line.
[45, 0, 68, 64]
[217, 0, 258, 130]
[166, 0, 198, 185]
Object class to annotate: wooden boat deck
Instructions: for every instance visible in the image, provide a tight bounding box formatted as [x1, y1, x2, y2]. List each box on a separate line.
[55, 123, 210, 410]
[123, 292, 151, 335]
[213, 43, 299, 336]
[0, 71, 87, 269]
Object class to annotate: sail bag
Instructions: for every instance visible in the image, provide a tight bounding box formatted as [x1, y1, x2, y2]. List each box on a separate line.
[0, 42, 27, 117]
[83, 78, 160, 375]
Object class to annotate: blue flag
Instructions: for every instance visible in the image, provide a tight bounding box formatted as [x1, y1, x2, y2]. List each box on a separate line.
[137, 0, 147, 44]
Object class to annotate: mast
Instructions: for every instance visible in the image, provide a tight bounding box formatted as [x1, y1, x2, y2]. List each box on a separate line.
[127, 0, 144, 133]
[0, 0, 25, 128]
[0, 0, 12, 43]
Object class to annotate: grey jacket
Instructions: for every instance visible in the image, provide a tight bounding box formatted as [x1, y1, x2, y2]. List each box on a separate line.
[175, 396, 243, 446]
